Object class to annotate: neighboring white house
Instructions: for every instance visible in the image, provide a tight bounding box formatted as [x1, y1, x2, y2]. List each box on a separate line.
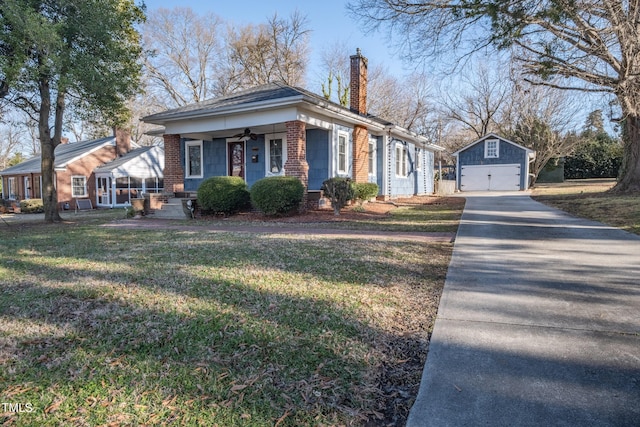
[93, 145, 164, 208]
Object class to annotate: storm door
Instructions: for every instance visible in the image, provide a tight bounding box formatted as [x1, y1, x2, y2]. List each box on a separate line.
[228, 142, 245, 179]
[97, 177, 111, 206]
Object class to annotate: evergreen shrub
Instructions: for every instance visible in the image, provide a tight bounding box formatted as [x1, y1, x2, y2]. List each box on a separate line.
[197, 176, 250, 215]
[250, 176, 305, 216]
[353, 182, 379, 204]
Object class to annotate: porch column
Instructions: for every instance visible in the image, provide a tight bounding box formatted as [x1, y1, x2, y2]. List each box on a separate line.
[284, 120, 309, 208]
[163, 133, 184, 194]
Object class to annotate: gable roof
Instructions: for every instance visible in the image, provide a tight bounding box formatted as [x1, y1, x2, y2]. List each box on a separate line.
[94, 145, 164, 178]
[0, 136, 116, 175]
[452, 133, 536, 158]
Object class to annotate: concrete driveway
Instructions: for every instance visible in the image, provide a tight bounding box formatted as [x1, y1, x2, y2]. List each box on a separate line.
[407, 193, 640, 426]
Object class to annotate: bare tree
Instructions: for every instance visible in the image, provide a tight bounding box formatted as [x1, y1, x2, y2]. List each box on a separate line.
[348, 0, 640, 192]
[317, 42, 351, 106]
[0, 124, 25, 170]
[505, 83, 585, 184]
[220, 11, 310, 93]
[439, 60, 512, 139]
[142, 7, 225, 108]
[315, 43, 435, 133]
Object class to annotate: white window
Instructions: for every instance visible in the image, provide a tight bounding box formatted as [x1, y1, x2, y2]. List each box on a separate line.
[395, 144, 408, 177]
[415, 148, 422, 171]
[368, 138, 376, 176]
[71, 176, 87, 198]
[24, 176, 31, 199]
[337, 132, 349, 174]
[265, 134, 287, 176]
[485, 139, 499, 158]
[185, 140, 203, 178]
[7, 177, 16, 199]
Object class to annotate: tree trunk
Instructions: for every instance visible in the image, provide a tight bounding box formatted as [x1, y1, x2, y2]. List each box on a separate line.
[613, 114, 640, 192]
[39, 76, 62, 222]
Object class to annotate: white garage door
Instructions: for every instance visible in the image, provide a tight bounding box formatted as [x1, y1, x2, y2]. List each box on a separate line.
[460, 164, 521, 191]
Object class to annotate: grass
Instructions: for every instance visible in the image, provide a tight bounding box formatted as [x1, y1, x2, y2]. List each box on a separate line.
[0, 198, 463, 426]
[531, 178, 640, 235]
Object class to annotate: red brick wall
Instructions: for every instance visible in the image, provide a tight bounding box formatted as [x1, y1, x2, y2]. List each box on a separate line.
[350, 49, 368, 115]
[350, 49, 370, 183]
[284, 120, 309, 209]
[352, 125, 369, 183]
[163, 134, 184, 194]
[57, 145, 117, 208]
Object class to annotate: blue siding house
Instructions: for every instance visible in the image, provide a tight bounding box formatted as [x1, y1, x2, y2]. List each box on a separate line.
[453, 134, 535, 191]
[142, 50, 443, 206]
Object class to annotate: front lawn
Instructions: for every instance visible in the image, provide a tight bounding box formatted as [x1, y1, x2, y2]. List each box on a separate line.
[0, 198, 462, 426]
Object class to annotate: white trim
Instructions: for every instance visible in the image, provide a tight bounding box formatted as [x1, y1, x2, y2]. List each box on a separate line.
[7, 177, 16, 200]
[337, 130, 349, 175]
[395, 143, 408, 178]
[368, 137, 377, 178]
[415, 147, 422, 171]
[265, 133, 287, 176]
[71, 175, 88, 198]
[185, 140, 204, 179]
[24, 176, 31, 199]
[484, 139, 499, 158]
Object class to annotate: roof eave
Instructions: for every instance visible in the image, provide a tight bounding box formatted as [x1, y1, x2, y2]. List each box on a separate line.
[142, 95, 307, 125]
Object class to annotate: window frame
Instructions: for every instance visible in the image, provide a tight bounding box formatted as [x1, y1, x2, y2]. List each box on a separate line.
[7, 177, 16, 199]
[185, 140, 204, 179]
[395, 143, 409, 178]
[71, 175, 88, 198]
[368, 138, 377, 177]
[337, 131, 349, 175]
[415, 147, 422, 171]
[265, 133, 287, 176]
[484, 139, 499, 158]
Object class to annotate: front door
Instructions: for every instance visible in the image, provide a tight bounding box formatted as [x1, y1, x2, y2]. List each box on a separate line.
[228, 142, 245, 179]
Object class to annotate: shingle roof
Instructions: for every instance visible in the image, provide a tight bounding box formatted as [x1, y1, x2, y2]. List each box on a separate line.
[142, 83, 303, 122]
[94, 145, 163, 176]
[0, 136, 114, 175]
[142, 81, 391, 126]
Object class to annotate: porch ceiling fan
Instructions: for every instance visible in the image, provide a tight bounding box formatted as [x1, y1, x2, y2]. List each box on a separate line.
[230, 128, 258, 140]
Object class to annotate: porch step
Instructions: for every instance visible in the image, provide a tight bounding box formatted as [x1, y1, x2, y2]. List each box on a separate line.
[152, 198, 192, 220]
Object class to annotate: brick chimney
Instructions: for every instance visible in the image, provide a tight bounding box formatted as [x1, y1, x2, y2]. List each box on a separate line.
[114, 127, 131, 157]
[350, 48, 368, 115]
[350, 49, 370, 183]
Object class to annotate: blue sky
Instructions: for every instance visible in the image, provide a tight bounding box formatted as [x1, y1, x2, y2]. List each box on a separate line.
[143, 0, 409, 83]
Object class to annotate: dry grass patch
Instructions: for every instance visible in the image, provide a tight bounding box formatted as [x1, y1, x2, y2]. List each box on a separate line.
[532, 179, 640, 235]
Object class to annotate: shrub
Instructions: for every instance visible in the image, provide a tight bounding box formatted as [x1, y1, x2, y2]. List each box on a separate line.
[353, 182, 379, 205]
[197, 176, 250, 215]
[250, 176, 305, 216]
[321, 177, 354, 216]
[19, 199, 44, 213]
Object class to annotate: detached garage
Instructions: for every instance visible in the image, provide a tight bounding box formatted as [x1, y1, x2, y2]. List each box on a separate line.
[453, 134, 536, 191]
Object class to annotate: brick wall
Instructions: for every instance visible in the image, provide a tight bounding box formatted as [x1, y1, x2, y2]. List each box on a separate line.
[284, 120, 309, 209]
[350, 49, 368, 115]
[352, 125, 369, 183]
[350, 49, 370, 183]
[163, 134, 184, 194]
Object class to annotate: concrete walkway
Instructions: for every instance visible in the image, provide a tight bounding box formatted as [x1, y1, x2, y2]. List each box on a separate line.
[407, 193, 640, 426]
